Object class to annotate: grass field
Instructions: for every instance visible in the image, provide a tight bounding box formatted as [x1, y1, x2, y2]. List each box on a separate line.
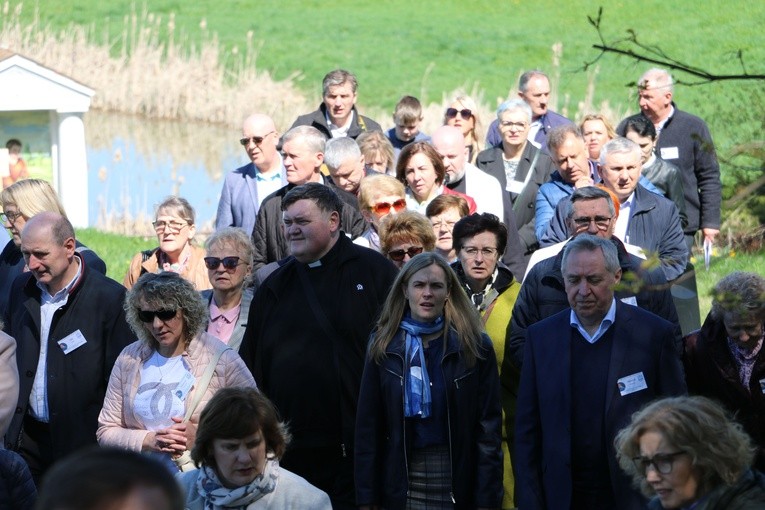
[10, 0, 764, 193]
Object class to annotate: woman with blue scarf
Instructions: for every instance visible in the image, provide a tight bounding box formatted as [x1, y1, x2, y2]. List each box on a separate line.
[355, 252, 503, 509]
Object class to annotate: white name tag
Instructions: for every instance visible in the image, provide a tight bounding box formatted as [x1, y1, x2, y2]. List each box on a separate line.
[660, 146, 679, 160]
[57, 329, 87, 355]
[759, 378, 765, 394]
[175, 371, 195, 401]
[620, 296, 638, 307]
[506, 179, 526, 195]
[618, 372, 648, 396]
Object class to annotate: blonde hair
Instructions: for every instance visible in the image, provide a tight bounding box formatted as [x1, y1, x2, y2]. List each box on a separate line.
[0, 179, 66, 219]
[445, 95, 483, 163]
[368, 252, 484, 366]
[379, 210, 436, 255]
[357, 174, 405, 211]
[615, 396, 755, 498]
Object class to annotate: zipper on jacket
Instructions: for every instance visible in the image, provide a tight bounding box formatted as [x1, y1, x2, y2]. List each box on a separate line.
[443, 352, 457, 505]
[385, 361, 409, 495]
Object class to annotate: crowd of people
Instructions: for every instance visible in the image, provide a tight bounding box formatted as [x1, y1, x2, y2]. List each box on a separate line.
[0, 65, 762, 510]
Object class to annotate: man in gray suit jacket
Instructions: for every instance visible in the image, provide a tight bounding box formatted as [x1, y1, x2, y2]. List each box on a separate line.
[215, 113, 286, 235]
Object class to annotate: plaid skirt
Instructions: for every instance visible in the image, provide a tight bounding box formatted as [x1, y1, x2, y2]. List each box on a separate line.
[406, 444, 455, 510]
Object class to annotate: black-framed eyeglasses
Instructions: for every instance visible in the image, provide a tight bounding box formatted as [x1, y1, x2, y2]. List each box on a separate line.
[152, 220, 189, 233]
[1, 210, 23, 224]
[572, 216, 612, 231]
[445, 108, 472, 120]
[204, 256, 244, 271]
[632, 451, 686, 475]
[388, 246, 424, 262]
[138, 309, 177, 323]
[239, 131, 275, 146]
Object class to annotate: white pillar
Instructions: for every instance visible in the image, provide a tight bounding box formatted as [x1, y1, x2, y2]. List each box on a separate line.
[57, 112, 88, 227]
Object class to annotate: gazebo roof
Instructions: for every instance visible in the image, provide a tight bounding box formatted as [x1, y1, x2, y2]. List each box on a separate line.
[0, 50, 94, 113]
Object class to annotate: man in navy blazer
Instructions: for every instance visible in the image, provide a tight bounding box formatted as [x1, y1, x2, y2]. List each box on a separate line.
[514, 234, 686, 510]
[215, 113, 286, 235]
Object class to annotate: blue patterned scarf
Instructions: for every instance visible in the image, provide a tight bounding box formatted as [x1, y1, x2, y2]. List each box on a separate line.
[400, 313, 444, 418]
[196, 458, 279, 509]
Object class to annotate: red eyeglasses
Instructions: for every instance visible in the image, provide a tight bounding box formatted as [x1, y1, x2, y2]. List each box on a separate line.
[371, 199, 407, 215]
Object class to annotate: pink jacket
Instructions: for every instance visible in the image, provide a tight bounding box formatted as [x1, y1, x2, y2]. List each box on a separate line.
[97, 332, 256, 451]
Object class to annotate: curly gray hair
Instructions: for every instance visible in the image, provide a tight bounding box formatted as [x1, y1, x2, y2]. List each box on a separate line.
[710, 271, 765, 321]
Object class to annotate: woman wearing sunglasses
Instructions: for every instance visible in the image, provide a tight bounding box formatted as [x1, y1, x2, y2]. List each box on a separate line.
[124, 196, 211, 291]
[200, 227, 253, 350]
[444, 95, 483, 164]
[379, 210, 436, 270]
[615, 395, 765, 509]
[98, 272, 256, 473]
[355, 174, 407, 252]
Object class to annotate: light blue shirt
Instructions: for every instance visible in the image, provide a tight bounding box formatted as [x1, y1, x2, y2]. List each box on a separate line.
[29, 259, 82, 422]
[569, 298, 616, 344]
[254, 163, 284, 208]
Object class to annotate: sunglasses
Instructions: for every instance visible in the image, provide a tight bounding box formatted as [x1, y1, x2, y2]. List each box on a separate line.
[388, 246, 424, 262]
[371, 199, 407, 215]
[204, 256, 243, 270]
[138, 309, 177, 323]
[445, 108, 472, 120]
[239, 131, 275, 146]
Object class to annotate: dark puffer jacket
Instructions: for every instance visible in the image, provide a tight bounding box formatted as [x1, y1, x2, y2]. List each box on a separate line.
[0, 449, 36, 510]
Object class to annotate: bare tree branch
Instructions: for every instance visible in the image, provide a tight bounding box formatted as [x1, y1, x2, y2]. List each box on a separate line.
[583, 8, 765, 84]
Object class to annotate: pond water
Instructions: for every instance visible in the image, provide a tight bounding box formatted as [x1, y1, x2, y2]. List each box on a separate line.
[85, 111, 244, 235]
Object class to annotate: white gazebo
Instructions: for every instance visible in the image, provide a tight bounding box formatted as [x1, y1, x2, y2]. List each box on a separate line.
[0, 50, 95, 227]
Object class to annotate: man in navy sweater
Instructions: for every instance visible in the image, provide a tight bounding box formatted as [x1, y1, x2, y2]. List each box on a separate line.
[514, 234, 686, 510]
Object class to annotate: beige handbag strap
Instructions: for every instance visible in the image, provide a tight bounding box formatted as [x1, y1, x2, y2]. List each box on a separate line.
[182, 347, 231, 422]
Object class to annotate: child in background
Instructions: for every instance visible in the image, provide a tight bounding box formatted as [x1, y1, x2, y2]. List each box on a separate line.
[386, 96, 431, 163]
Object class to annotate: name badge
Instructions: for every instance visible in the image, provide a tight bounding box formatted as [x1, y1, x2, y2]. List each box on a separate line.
[620, 296, 638, 307]
[174, 371, 195, 401]
[618, 372, 648, 396]
[759, 378, 765, 394]
[506, 179, 526, 195]
[57, 330, 87, 354]
[660, 146, 679, 160]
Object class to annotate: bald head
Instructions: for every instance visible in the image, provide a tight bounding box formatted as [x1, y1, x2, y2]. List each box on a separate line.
[21, 212, 78, 294]
[241, 113, 279, 172]
[431, 125, 468, 183]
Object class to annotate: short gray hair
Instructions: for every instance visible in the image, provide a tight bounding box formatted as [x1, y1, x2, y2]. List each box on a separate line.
[561, 234, 620, 274]
[518, 70, 548, 93]
[566, 186, 616, 220]
[599, 137, 642, 167]
[282, 125, 327, 155]
[322, 69, 357, 96]
[324, 137, 361, 171]
[547, 124, 583, 154]
[496, 98, 532, 124]
[205, 227, 254, 268]
[639, 68, 674, 94]
[710, 271, 765, 321]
